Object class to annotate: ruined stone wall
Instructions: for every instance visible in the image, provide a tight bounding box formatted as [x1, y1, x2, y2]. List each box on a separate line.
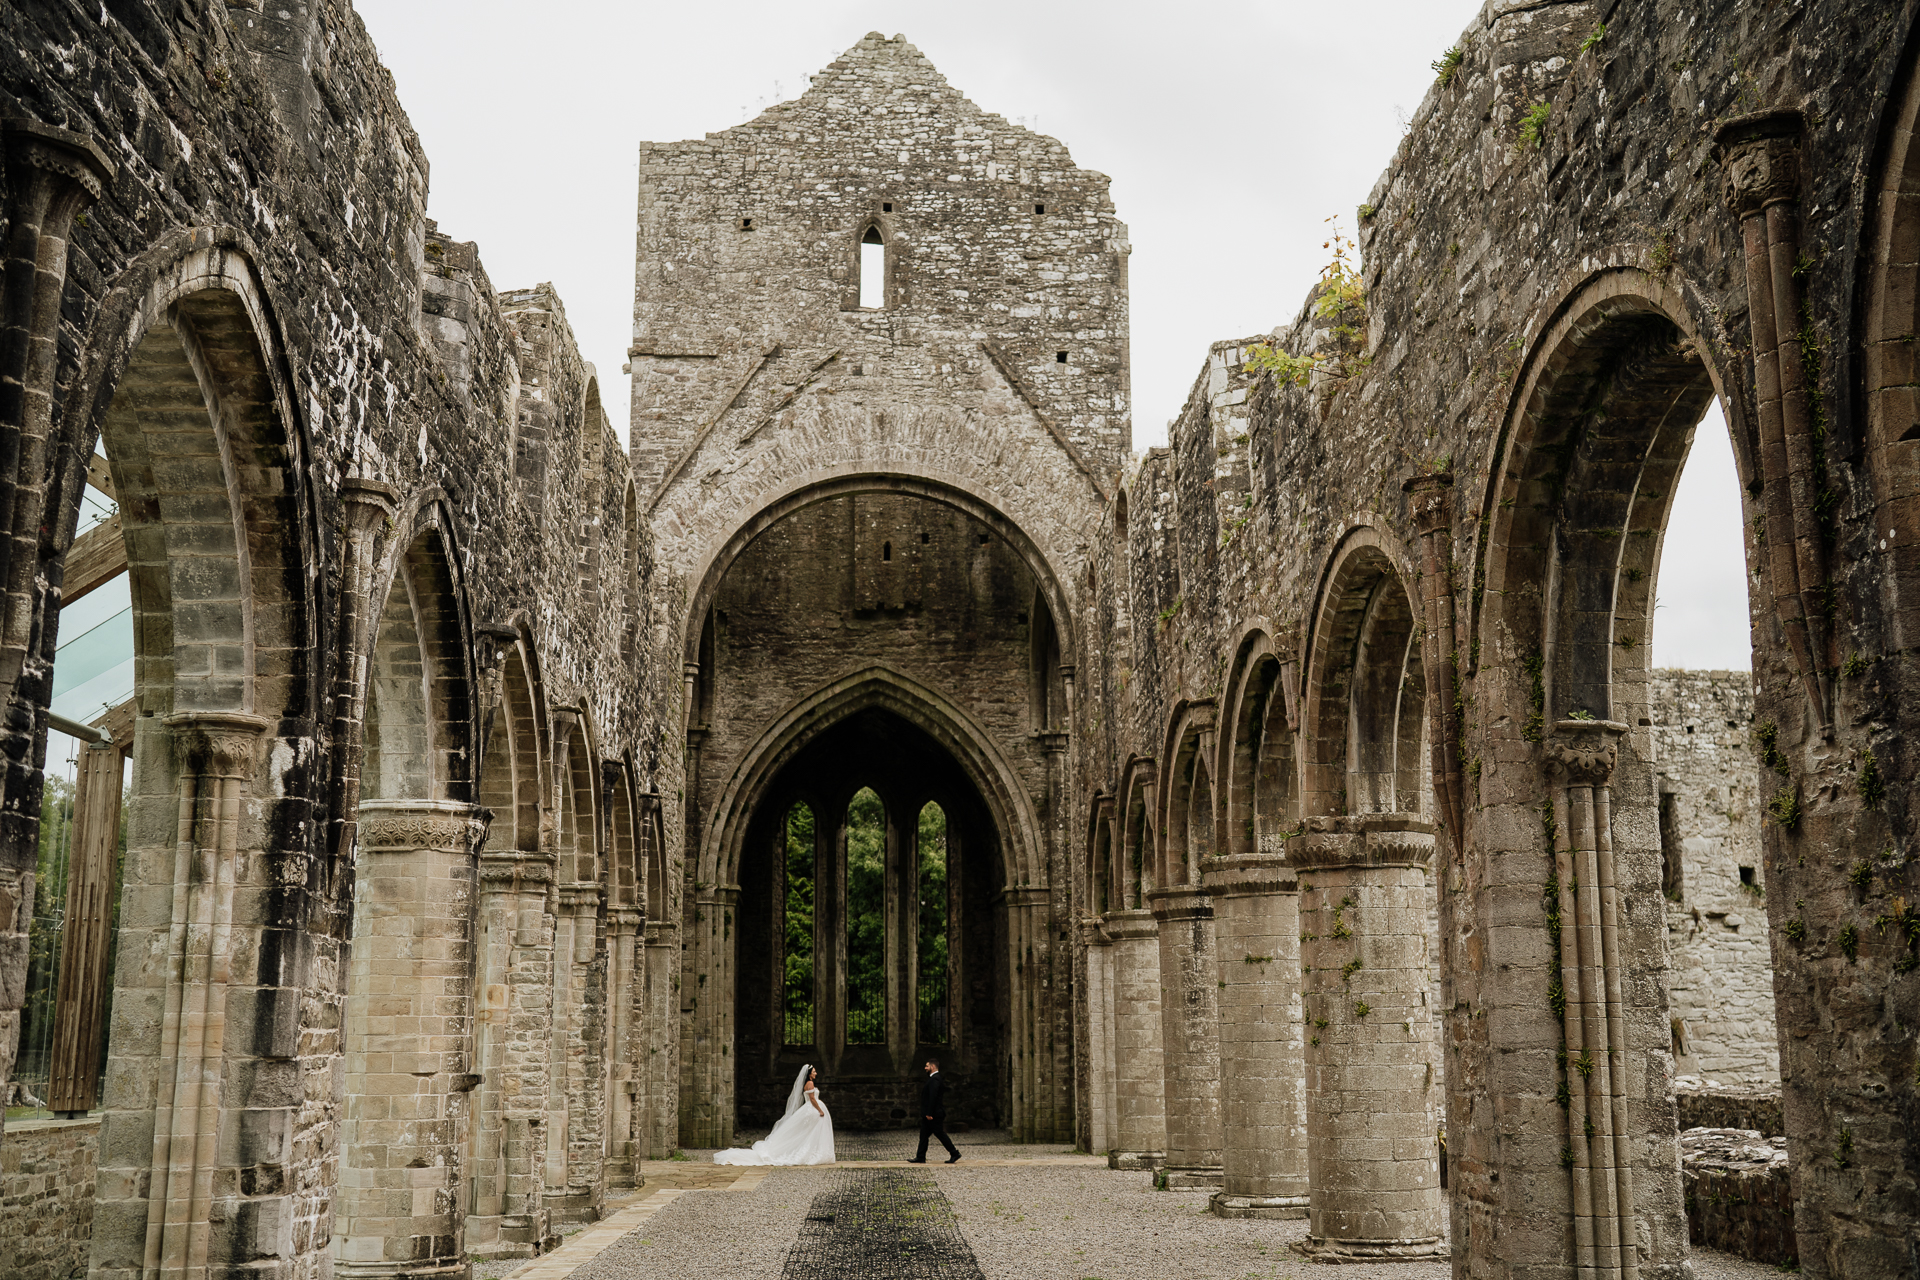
[1, 2, 675, 1276]
[1070, 0, 1918, 1276]
[1651, 669, 1778, 1085]
[0, 1117, 98, 1280]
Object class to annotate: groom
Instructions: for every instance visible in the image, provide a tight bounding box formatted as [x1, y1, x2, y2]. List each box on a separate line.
[907, 1058, 961, 1164]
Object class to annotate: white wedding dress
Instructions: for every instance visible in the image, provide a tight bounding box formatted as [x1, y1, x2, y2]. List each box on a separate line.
[713, 1064, 836, 1166]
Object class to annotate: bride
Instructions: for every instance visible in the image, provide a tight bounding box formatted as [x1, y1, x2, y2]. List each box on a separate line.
[713, 1064, 836, 1165]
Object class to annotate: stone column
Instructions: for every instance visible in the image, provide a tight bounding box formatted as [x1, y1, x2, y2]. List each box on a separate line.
[1147, 884, 1223, 1189]
[605, 906, 643, 1189]
[1294, 816, 1445, 1261]
[1079, 918, 1116, 1157]
[1102, 908, 1166, 1170]
[1544, 720, 1640, 1280]
[1004, 886, 1050, 1142]
[1204, 852, 1308, 1218]
[465, 847, 556, 1259]
[90, 712, 273, 1280]
[0, 118, 112, 1123]
[641, 918, 679, 1159]
[549, 883, 605, 1223]
[679, 883, 735, 1149]
[333, 799, 486, 1280]
[1714, 110, 1827, 728]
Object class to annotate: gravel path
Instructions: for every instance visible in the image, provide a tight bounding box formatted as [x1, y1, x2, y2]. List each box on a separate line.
[533, 1149, 1774, 1280]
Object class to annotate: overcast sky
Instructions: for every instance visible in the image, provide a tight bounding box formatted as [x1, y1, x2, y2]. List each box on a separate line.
[350, 0, 1751, 670]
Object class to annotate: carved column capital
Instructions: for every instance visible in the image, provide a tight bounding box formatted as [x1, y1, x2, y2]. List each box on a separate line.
[1292, 814, 1435, 870]
[1714, 109, 1804, 217]
[1402, 471, 1455, 536]
[3, 118, 116, 207]
[356, 799, 486, 851]
[1542, 719, 1626, 786]
[164, 711, 271, 779]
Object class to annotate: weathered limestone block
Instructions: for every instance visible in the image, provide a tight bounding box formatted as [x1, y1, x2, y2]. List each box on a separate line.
[1204, 853, 1307, 1219]
[1294, 818, 1445, 1261]
[1147, 885, 1223, 1189]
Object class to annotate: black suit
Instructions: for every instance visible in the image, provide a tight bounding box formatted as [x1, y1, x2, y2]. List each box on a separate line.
[915, 1071, 959, 1161]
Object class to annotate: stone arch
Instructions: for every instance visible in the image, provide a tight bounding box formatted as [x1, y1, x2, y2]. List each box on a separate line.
[1157, 702, 1217, 888]
[702, 664, 1043, 892]
[72, 237, 321, 1280]
[1301, 526, 1425, 818]
[362, 501, 475, 805]
[621, 479, 642, 664]
[1085, 792, 1116, 917]
[1864, 45, 1920, 658]
[653, 417, 1094, 668]
[1470, 269, 1742, 1279]
[1219, 622, 1297, 856]
[479, 624, 550, 854]
[1472, 269, 1748, 726]
[1118, 757, 1156, 910]
[579, 376, 607, 614]
[555, 707, 604, 885]
[64, 238, 319, 723]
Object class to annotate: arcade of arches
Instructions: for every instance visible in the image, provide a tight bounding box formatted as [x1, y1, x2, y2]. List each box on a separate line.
[0, 6, 1916, 1280]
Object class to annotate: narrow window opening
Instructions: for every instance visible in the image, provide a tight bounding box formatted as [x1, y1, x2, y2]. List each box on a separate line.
[845, 788, 887, 1045]
[782, 802, 815, 1047]
[919, 531, 929, 544]
[882, 202, 893, 213]
[741, 217, 754, 230]
[917, 802, 949, 1045]
[859, 225, 886, 309]
[1658, 789, 1683, 901]
[1034, 203, 1045, 214]
[881, 541, 892, 562]
[977, 533, 989, 546]
[1056, 351, 1068, 363]
[1739, 865, 1756, 886]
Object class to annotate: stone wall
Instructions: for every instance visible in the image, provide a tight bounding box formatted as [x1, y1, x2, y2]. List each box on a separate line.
[1681, 1128, 1796, 1267]
[1651, 670, 1779, 1084]
[0, 1117, 98, 1280]
[1066, 0, 1918, 1275]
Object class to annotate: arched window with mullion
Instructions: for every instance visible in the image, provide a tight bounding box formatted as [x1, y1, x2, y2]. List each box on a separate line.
[917, 801, 949, 1045]
[782, 801, 816, 1048]
[845, 787, 888, 1045]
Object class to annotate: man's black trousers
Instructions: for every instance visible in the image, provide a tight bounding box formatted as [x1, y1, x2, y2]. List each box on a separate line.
[916, 1115, 959, 1161]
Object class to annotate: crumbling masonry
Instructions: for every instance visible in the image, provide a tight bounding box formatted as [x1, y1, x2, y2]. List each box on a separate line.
[0, 4, 1914, 1280]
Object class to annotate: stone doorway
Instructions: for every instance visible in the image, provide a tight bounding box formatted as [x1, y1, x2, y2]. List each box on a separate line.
[733, 707, 1004, 1132]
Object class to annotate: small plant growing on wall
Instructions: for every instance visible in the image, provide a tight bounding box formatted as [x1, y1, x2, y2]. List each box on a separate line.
[1519, 102, 1552, 149]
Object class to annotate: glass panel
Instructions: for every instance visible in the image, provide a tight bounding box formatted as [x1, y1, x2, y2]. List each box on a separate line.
[782, 803, 815, 1047]
[917, 802, 948, 1045]
[845, 787, 886, 1045]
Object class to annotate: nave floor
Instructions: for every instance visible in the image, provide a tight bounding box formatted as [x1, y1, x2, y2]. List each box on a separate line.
[480, 1133, 1781, 1280]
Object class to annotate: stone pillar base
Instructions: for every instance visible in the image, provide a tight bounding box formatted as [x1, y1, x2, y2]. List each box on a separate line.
[1210, 1191, 1309, 1219]
[1290, 1235, 1449, 1263]
[1108, 1149, 1166, 1171]
[1154, 1163, 1224, 1190]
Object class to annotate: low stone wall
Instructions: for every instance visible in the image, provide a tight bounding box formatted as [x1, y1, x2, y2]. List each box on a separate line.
[1674, 1082, 1783, 1135]
[1681, 1128, 1795, 1268]
[1, 1116, 99, 1280]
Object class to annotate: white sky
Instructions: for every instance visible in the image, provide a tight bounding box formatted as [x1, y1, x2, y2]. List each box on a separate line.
[350, 0, 1749, 669]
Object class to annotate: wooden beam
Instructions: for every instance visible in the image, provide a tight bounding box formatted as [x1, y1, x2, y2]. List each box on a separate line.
[85, 451, 114, 501]
[64, 513, 126, 605]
